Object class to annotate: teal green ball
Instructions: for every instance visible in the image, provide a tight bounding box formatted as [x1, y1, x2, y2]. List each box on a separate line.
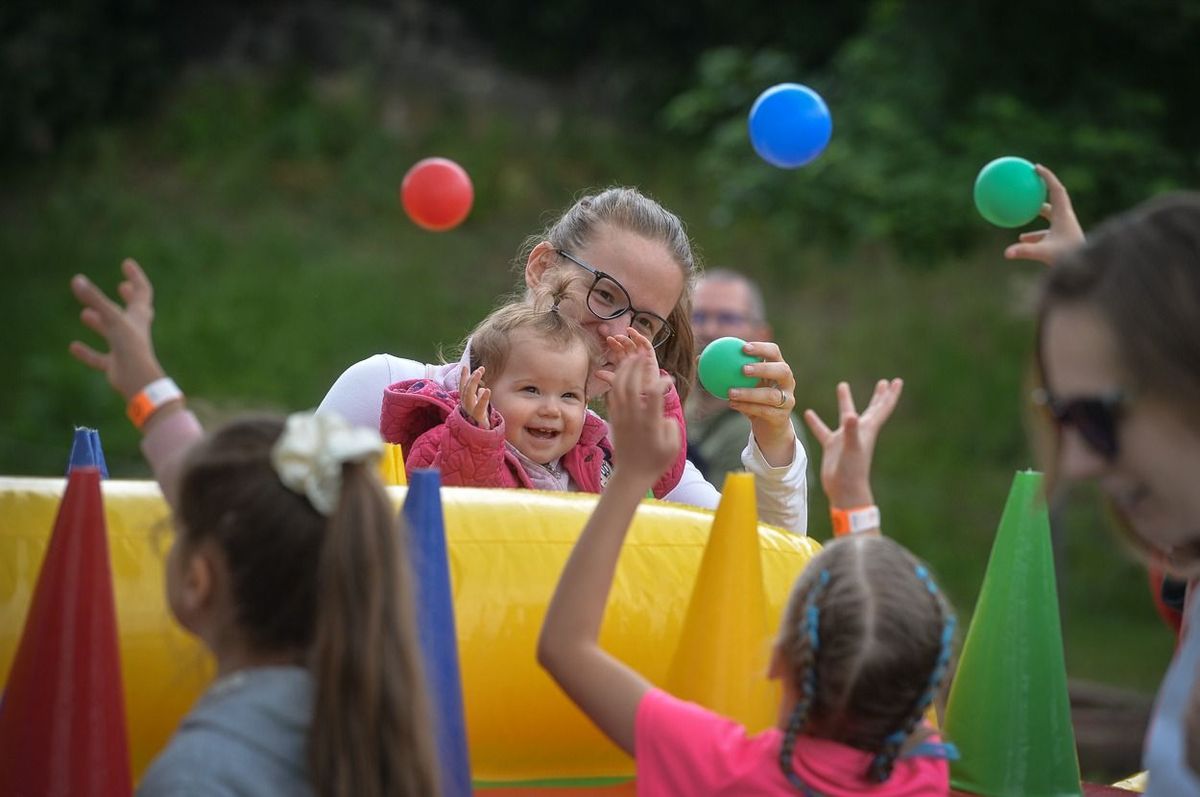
[973, 156, 1047, 228]
[697, 337, 760, 400]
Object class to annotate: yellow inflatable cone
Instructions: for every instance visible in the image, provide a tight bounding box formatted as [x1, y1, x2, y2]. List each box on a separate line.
[665, 472, 777, 731]
[943, 470, 1082, 796]
[378, 442, 407, 486]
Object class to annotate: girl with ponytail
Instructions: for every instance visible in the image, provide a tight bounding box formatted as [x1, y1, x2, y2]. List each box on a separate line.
[539, 362, 956, 795]
[378, 272, 689, 496]
[70, 260, 439, 797]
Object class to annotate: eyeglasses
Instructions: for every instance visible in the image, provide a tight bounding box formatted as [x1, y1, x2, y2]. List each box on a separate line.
[556, 250, 674, 348]
[1032, 387, 1128, 460]
[692, 309, 758, 328]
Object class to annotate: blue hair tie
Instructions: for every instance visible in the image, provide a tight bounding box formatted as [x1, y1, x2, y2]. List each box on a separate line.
[914, 564, 939, 595]
[876, 563, 959, 775]
[804, 570, 830, 653]
[798, 570, 831, 704]
[805, 605, 820, 652]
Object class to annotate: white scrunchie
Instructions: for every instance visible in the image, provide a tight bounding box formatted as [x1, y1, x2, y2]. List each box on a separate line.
[271, 411, 384, 516]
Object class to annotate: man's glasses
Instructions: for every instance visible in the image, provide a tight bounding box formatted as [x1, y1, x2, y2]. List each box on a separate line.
[556, 250, 674, 348]
[692, 309, 757, 328]
[1032, 387, 1128, 460]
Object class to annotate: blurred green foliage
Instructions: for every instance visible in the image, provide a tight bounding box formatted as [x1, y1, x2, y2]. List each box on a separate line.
[0, 0, 169, 157]
[0, 67, 1175, 702]
[1, 0, 1189, 721]
[658, 1, 1200, 254]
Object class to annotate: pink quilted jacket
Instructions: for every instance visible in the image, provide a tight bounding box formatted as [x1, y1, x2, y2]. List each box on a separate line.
[379, 378, 687, 497]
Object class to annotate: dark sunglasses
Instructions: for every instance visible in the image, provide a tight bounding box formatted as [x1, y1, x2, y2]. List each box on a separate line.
[1031, 387, 1128, 460]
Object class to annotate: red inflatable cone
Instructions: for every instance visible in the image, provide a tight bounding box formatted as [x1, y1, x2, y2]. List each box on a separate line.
[0, 466, 131, 796]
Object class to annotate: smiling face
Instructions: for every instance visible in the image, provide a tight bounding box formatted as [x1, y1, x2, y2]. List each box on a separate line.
[1041, 302, 1200, 560]
[528, 224, 685, 395]
[486, 330, 590, 464]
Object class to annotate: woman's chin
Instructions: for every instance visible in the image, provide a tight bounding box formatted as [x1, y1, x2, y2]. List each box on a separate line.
[1130, 511, 1200, 576]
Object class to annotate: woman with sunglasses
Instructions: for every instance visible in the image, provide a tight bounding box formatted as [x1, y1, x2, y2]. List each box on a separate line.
[1032, 191, 1200, 792]
[1007, 166, 1191, 638]
[319, 187, 814, 533]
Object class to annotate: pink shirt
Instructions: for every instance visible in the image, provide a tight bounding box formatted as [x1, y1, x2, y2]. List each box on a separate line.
[635, 689, 949, 796]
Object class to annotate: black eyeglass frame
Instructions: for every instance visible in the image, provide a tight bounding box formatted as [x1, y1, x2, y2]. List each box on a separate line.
[1031, 387, 1129, 461]
[555, 249, 674, 349]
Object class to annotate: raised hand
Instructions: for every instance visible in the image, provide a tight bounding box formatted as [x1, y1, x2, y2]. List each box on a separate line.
[1003, 164, 1084, 266]
[803, 378, 903, 509]
[593, 327, 655, 390]
[69, 258, 167, 402]
[459, 365, 492, 428]
[607, 351, 680, 485]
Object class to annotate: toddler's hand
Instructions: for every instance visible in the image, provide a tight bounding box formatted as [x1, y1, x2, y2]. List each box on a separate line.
[593, 327, 655, 389]
[69, 259, 167, 402]
[460, 365, 492, 428]
[608, 352, 679, 484]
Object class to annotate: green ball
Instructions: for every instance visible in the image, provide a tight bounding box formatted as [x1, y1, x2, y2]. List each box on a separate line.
[697, 337, 760, 400]
[973, 156, 1047, 228]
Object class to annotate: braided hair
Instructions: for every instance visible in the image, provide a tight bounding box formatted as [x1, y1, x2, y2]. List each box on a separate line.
[775, 536, 957, 788]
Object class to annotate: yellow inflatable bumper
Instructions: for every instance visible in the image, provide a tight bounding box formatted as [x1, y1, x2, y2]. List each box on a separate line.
[0, 475, 818, 788]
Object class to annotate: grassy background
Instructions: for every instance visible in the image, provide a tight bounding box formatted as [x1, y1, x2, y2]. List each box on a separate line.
[1, 69, 1174, 697]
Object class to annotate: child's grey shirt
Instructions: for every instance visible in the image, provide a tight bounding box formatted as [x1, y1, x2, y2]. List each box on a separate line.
[137, 666, 313, 797]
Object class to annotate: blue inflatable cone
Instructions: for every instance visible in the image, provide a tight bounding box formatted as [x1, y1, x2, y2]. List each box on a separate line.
[66, 427, 108, 478]
[403, 469, 471, 797]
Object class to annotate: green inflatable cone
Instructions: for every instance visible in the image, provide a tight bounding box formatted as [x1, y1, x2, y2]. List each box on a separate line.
[944, 470, 1082, 796]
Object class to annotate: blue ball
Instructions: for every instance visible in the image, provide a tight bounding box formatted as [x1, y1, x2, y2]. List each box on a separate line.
[748, 83, 833, 169]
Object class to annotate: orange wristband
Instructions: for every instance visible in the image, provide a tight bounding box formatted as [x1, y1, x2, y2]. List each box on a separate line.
[126, 378, 183, 430]
[830, 505, 880, 536]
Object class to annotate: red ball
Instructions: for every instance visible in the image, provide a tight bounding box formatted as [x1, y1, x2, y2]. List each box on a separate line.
[400, 157, 474, 231]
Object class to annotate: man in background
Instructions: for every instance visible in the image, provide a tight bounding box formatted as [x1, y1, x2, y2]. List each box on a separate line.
[687, 269, 806, 484]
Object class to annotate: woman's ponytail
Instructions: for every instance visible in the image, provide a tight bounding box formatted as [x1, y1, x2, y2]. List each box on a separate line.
[309, 463, 439, 797]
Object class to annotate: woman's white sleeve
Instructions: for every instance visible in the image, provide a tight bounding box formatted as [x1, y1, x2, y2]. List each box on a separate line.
[316, 354, 427, 430]
[663, 434, 808, 535]
[740, 433, 808, 535]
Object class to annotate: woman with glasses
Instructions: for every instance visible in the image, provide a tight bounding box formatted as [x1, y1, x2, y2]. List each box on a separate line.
[319, 186, 815, 533]
[1034, 192, 1200, 793]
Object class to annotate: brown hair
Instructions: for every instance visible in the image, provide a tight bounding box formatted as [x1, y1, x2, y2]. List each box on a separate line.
[1035, 192, 1200, 571]
[466, 272, 603, 382]
[775, 535, 956, 784]
[176, 417, 439, 797]
[518, 186, 700, 403]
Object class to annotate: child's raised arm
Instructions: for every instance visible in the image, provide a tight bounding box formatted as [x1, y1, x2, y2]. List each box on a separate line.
[69, 259, 198, 505]
[803, 378, 903, 534]
[70, 259, 168, 404]
[537, 351, 679, 754]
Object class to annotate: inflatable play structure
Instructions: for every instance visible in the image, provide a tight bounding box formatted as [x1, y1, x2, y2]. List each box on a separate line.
[0, 434, 820, 794]
[0, 431, 1141, 795]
